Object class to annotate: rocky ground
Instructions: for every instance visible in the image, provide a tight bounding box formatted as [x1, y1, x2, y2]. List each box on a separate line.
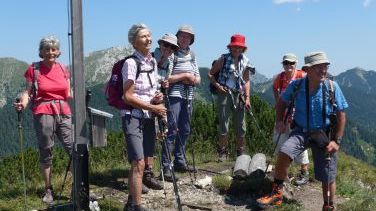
[89, 162, 348, 211]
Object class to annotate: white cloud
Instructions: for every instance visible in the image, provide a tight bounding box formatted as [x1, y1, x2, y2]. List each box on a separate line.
[363, 0, 372, 7]
[273, 0, 304, 4]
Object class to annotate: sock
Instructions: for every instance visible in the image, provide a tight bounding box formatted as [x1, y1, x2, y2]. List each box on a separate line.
[127, 195, 132, 203]
[324, 201, 334, 206]
[134, 204, 143, 211]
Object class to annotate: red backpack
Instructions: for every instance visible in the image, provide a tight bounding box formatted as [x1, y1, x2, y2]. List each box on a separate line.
[105, 55, 141, 110]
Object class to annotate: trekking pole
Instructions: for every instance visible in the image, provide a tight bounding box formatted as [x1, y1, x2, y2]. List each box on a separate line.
[186, 86, 196, 181]
[157, 117, 168, 199]
[264, 103, 294, 175]
[57, 155, 72, 203]
[159, 156, 167, 199]
[162, 131, 183, 211]
[161, 87, 183, 211]
[16, 98, 27, 210]
[325, 153, 331, 207]
[246, 105, 262, 134]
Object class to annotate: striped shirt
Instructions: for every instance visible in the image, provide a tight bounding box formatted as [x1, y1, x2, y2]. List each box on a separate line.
[168, 48, 199, 100]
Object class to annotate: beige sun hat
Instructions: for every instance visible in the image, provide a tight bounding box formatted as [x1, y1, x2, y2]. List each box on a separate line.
[282, 53, 298, 62]
[176, 25, 195, 45]
[304, 51, 330, 67]
[158, 33, 179, 51]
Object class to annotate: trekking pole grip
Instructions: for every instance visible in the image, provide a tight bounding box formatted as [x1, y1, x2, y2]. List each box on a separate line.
[15, 98, 22, 123]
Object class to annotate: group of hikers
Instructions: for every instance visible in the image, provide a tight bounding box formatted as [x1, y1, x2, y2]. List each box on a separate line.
[13, 22, 348, 211]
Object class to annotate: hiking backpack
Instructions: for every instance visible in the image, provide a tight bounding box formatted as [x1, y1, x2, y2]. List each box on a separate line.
[209, 54, 228, 95]
[105, 55, 155, 110]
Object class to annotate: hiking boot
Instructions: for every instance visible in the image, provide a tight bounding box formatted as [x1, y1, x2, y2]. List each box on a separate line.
[42, 187, 54, 205]
[124, 203, 150, 211]
[256, 183, 283, 208]
[217, 148, 228, 162]
[294, 170, 309, 186]
[322, 204, 335, 211]
[175, 164, 197, 173]
[161, 168, 179, 182]
[124, 200, 134, 211]
[236, 148, 245, 157]
[141, 184, 149, 194]
[134, 204, 150, 211]
[143, 171, 163, 190]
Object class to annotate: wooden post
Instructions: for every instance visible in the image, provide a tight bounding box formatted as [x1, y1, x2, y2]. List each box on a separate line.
[70, 0, 89, 210]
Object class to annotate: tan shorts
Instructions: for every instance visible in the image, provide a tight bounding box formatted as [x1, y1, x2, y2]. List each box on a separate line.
[216, 92, 246, 137]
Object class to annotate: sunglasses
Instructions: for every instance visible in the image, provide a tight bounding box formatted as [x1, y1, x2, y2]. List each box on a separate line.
[162, 42, 176, 50]
[283, 61, 296, 65]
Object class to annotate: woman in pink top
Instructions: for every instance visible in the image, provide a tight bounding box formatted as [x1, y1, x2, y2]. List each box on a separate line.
[14, 35, 72, 205]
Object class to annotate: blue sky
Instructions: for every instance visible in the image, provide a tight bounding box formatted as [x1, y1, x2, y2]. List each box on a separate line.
[1, 0, 375, 78]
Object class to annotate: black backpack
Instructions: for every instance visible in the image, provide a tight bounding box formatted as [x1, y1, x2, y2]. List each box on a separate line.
[209, 54, 227, 95]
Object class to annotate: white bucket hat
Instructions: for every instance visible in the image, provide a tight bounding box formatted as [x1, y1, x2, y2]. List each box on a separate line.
[158, 33, 179, 51]
[304, 51, 330, 67]
[282, 53, 298, 62]
[176, 25, 195, 45]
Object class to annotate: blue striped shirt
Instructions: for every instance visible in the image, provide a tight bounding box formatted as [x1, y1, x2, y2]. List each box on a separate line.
[168, 48, 199, 100]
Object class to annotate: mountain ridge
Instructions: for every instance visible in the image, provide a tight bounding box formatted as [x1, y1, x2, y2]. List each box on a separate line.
[0, 49, 375, 167]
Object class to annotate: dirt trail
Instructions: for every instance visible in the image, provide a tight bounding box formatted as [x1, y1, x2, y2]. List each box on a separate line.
[90, 161, 348, 210]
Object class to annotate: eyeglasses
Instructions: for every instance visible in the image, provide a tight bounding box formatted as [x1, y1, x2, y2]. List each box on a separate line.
[282, 61, 296, 66]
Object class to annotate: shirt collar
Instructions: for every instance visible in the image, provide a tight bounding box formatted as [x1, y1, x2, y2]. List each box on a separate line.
[134, 50, 153, 63]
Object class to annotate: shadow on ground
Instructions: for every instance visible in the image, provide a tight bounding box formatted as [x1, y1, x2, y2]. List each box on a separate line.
[89, 168, 129, 191]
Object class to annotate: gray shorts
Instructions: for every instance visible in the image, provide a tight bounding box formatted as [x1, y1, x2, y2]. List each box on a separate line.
[122, 115, 156, 162]
[216, 92, 246, 137]
[279, 129, 337, 183]
[33, 114, 73, 168]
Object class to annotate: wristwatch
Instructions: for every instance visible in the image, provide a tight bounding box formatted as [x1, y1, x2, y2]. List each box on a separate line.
[334, 137, 342, 145]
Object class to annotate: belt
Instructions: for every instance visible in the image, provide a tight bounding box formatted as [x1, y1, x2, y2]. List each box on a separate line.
[38, 99, 67, 121]
[129, 108, 153, 119]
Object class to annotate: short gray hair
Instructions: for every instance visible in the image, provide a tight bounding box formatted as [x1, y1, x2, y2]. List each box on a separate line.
[128, 23, 150, 45]
[39, 35, 61, 58]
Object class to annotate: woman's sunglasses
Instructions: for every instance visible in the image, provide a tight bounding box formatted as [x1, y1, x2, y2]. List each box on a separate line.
[282, 61, 296, 66]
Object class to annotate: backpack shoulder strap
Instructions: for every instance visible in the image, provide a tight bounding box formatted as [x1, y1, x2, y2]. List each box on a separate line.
[190, 51, 195, 62]
[32, 62, 40, 79]
[291, 78, 303, 102]
[326, 79, 336, 108]
[277, 72, 286, 94]
[57, 62, 69, 80]
[124, 55, 142, 79]
[32, 62, 40, 98]
[220, 53, 228, 71]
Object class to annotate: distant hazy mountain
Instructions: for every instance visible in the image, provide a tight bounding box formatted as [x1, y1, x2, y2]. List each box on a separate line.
[335, 67, 376, 128]
[84, 46, 133, 86]
[0, 58, 28, 108]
